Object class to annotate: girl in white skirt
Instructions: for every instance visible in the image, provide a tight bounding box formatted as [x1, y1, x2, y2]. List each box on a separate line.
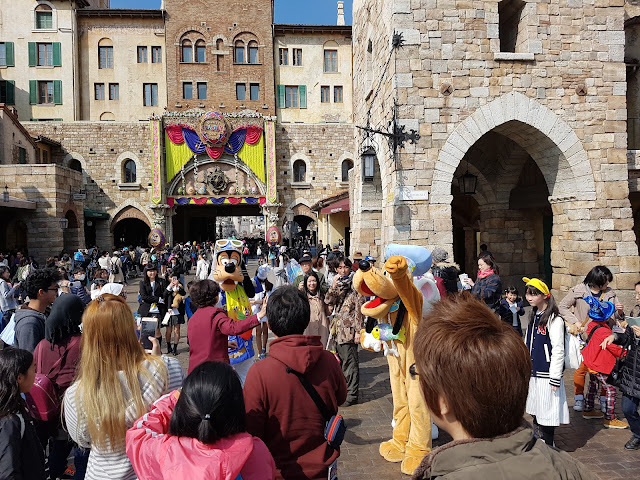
[523, 277, 570, 446]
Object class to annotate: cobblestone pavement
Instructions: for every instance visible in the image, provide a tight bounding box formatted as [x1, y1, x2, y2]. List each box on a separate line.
[122, 265, 640, 479]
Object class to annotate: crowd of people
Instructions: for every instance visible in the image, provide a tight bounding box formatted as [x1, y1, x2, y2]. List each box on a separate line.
[1, 238, 640, 480]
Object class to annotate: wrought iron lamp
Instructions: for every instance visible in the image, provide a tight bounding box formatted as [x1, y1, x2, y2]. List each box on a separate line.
[362, 147, 376, 182]
[457, 159, 477, 195]
[2, 185, 8, 202]
[59, 217, 69, 229]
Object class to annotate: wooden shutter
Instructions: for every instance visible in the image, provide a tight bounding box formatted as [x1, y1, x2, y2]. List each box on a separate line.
[5, 42, 14, 67]
[29, 80, 37, 104]
[53, 42, 61, 67]
[5, 81, 15, 105]
[28, 42, 36, 67]
[53, 80, 62, 105]
[299, 85, 307, 109]
[277, 84, 285, 108]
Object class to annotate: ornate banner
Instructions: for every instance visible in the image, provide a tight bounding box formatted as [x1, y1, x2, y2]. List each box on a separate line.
[265, 121, 277, 204]
[150, 119, 162, 204]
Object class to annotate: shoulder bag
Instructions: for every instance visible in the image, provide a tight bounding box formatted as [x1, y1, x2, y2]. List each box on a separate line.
[283, 363, 346, 450]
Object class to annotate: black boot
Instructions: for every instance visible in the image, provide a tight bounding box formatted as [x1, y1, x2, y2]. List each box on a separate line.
[625, 436, 640, 450]
[173, 343, 179, 355]
[166, 342, 172, 355]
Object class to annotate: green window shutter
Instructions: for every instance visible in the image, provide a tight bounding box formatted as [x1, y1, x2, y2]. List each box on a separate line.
[53, 80, 62, 105]
[277, 84, 285, 108]
[28, 42, 36, 67]
[299, 85, 307, 109]
[6, 81, 15, 105]
[29, 80, 37, 104]
[53, 42, 61, 67]
[6, 42, 14, 67]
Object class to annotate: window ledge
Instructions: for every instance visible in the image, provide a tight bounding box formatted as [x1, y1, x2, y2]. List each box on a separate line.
[339, 181, 349, 187]
[493, 52, 535, 62]
[36, 65, 55, 69]
[291, 182, 311, 189]
[118, 183, 141, 191]
[180, 62, 210, 65]
[32, 29, 57, 33]
[233, 62, 263, 66]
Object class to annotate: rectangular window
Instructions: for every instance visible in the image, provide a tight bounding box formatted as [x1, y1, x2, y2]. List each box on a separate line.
[137, 46, 147, 63]
[36, 12, 53, 30]
[183, 82, 193, 100]
[109, 83, 119, 100]
[285, 86, 298, 108]
[250, 83, 259, 101]
[321, 86, 330, 103]
[151, 46, 162, 63]
[293, 48, 302, 66]
[18, 147, 27, 164]
[38, 80, 54, 104]
[1, 42, 15, 67]
[0, 80, 14, 104]
[143, 83, 158, 106]
[196, 44, 206, 63]
[38, 43, 53, 66]
[334, 86, 343, 103]
[197, 82, 207, 99]
[0, 43, 5, 66]
[94, 83, 105, 100]
[324, 50, 338, 72]
[279, 48, 288, 65]
[99, 46, 113, 69]
[236, 83, 246, 101]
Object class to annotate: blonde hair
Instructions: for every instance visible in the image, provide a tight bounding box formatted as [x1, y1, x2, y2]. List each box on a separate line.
[73, 294, 167, 449]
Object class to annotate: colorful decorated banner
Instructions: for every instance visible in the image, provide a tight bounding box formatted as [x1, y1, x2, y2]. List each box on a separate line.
[167, 196, 267, 208]
[150, 119, 162, 204]
[265, 121, 277, 204]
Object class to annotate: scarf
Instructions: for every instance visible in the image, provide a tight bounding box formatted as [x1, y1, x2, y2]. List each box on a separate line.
[477, 268, 495, 280]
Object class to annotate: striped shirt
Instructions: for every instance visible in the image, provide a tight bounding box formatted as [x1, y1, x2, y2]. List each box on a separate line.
[63, 356, 184, 480]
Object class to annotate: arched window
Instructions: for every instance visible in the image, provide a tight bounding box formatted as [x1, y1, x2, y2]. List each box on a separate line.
[195, 40, 206, 63]
[123, 159, 137, 183]
[69, 159, 82, 172]
[98, 38, 113, 69]
[181, 39, 192, 62]
[234, 40, 245, 63]
[35, 4, 53, 29]
[248, 40, 259, 64]
[293, 160, 306, 183]
[341, 159, 353, 182]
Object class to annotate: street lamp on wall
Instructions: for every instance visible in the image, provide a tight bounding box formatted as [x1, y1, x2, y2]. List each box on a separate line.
[457, 159, 478, 195]
[3, 185, 8, 202]
[362, 147, 376, 182]
[59, 217, 69, 230]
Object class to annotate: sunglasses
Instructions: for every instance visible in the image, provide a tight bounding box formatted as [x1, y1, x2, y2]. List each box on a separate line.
[216, 239, 244, 249]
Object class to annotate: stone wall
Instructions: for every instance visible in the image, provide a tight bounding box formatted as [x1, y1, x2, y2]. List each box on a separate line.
[351, 0, 640, 301]
[0, 164, 83, 260]
[23, 121, 155, 251]
[275, 123, 355, 232]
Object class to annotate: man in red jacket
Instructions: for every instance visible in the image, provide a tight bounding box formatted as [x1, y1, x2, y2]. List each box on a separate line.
[244, 285, 347, 480]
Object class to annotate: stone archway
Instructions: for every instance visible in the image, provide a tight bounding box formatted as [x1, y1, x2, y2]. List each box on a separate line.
[111, 205, 152, 232]
[429, 92, 609, 290]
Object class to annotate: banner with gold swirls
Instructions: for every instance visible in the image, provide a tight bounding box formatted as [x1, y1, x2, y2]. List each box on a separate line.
[266, 121, 277, 204]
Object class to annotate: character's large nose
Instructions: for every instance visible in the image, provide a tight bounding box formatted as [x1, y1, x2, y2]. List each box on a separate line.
[359, 260, 371, 272]
[225, 263, 236, 274]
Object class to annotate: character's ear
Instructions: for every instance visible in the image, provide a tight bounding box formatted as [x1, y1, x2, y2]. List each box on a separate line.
[392, 302, 406, 335]
[365, 316, 377, 333]
[420, 279, 438, 301]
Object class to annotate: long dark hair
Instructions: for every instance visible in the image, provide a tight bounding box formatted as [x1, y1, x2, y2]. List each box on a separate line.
[478, 253, 499, 275]
[304, 271, 322, 299]
[169, 362, 245, 444]
[0, 348, 32, 418]
[526, 285, 559, 329]
[143, 264, 159, 286]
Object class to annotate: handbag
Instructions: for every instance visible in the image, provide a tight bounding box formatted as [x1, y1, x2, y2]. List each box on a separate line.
[25, 336, 80, 422]
[0, 312, 16, 345]
[282, 362, 346, 450]
[564, 330, 582, 369]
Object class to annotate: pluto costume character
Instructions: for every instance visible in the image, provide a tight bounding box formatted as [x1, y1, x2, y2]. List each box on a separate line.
[353, 244, 439, 475]
[209, 239, 256, 382]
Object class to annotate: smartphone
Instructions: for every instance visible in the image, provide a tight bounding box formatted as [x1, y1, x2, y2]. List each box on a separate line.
[140, 318, 157, 351]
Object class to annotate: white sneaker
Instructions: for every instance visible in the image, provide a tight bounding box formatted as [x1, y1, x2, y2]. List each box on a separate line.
[573, 395, 584, 412]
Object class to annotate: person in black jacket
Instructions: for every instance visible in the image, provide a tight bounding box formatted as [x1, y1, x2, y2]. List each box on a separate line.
[602, 320, 640, 450]
[138, 264, 167, 349]
[0, 347, 45, 479]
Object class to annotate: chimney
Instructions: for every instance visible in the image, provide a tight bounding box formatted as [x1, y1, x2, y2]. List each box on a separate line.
[337, 1, 345, 26]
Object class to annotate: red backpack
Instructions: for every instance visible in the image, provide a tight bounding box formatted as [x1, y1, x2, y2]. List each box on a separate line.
[25, 336, 80, 422]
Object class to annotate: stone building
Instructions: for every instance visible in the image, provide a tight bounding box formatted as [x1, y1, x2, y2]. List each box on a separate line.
[350, 0, 640, 300]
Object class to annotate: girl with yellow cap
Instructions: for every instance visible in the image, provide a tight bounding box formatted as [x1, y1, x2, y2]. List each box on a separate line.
[523, 277, 570, 447]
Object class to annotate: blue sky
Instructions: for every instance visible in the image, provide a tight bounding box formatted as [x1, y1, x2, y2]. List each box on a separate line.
[109, 0, 353, 24]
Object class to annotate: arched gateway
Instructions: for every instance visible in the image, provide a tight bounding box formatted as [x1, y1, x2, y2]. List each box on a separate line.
[426, 92, 635, 291]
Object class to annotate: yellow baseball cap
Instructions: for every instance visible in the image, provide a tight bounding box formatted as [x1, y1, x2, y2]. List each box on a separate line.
[522, 277, 550, 297]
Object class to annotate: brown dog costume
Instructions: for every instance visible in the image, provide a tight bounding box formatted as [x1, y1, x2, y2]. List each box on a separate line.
[353, 255, 432, 475]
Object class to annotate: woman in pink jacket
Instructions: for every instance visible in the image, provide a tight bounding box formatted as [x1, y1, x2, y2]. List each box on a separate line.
[126, 361, 275, 480]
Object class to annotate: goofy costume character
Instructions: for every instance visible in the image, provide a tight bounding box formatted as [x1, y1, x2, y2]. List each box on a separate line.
[209, 239, 256, 383]
[353, 244, 439, 475]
